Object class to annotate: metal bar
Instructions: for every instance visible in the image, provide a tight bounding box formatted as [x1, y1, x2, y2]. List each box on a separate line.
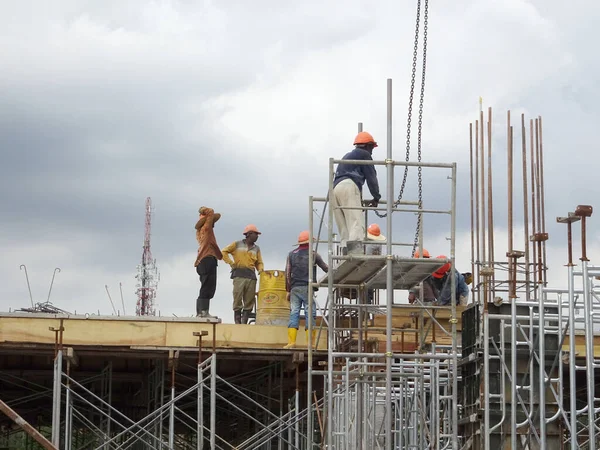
[521, 114, 531, 302]
[0, 398, 57, 450]
[508, 111, 514, 297]
[210, 355, 217, 449]
[308, 194, 315, 448]
[385, 77, 394, 450]
[330, 159, 454, 169]
[51, 349, 62, 447]
[538, 116, 547, 285]
[483, 311, 490, 450]
[327, 156, 335, 449]
[538, 285, 547, 448]
[64, 360, 72, 450]
[488, 107, 495, 295]
[530, 119, 537, 291]
[472, 123, 476, 296]
[450, 162, 458, 450]
[480, 105, 486, 304]
[583, 258, 596, 450]
[198, 364, 204, 450]
[475, 119, 480, 305]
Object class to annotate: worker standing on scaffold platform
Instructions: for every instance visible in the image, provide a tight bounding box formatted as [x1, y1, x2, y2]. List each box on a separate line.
[194, 207, 222, 318]
[221, 225, 264, 324]
[332, 131, 381, 255]
[283, 231, 329, 349]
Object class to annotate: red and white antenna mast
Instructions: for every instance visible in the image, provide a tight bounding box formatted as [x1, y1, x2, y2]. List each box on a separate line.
[135, 197, 159, 316]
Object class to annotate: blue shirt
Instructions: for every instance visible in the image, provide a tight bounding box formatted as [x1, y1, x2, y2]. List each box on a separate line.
[438, 272, 469, 305]
[333, 147, 381, 201]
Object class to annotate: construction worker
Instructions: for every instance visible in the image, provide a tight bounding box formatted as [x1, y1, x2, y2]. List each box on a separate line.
[431, 256, 469, 305]
[221, 225, 264, 324]
[283, 231, 329, 349]
[366, 223, 386, 303]
[332, 131, 381, 255]
[193, 207, 222, 318]
[407, 248, 439, 304]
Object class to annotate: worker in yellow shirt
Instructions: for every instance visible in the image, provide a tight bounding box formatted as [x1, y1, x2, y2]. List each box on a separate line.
[221, 225, 264, 324]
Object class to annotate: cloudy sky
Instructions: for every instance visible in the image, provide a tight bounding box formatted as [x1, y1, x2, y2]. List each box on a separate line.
[1, 0, 599, 322]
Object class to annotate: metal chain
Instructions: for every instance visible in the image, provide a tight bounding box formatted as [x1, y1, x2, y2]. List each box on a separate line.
[375, 0, 422, 219]
[411, 0, 429, 256]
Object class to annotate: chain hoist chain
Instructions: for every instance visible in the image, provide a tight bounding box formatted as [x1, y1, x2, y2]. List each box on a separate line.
[375, 0, 421, 219]
[411, 0, 429, 257]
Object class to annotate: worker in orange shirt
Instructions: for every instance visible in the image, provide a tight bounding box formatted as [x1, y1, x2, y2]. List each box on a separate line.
[221, 225, 264, 324]
[193, 207, 222, 318]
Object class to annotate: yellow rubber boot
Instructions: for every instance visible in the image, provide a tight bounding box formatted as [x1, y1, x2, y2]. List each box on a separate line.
[283, 328, 297, 349]
[306, 329, 317, 348]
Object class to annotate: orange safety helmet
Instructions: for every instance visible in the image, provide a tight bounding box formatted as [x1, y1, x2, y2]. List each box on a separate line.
[297, 230, 310, 245]
[367, 223, 386, 241]
[432, 255, 451, 278]
[414, 248, 430, 258]
[354, 131, 378, 147]
[367, 223, 382, 236]
[243, 224, 261, 235]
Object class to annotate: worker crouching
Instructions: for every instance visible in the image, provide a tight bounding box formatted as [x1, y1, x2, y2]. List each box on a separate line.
[283, 231, 329, 349]
[221, 225, 264, 324]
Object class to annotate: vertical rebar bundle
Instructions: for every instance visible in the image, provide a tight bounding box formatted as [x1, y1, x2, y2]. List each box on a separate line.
[467, 106, 599, 448]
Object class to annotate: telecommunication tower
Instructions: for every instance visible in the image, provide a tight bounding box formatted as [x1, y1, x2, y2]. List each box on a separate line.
[135, 197, 159, 316]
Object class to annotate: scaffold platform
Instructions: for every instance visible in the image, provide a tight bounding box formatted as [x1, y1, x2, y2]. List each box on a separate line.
[322, 257, 447, 290]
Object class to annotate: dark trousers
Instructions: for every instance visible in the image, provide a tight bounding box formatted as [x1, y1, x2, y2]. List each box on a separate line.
[196, 256, 217, 314]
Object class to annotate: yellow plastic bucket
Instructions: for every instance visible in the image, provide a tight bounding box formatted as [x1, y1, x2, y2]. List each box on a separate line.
[256, 270, 289, 326]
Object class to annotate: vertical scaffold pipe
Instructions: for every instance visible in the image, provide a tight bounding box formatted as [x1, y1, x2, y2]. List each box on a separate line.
[210, 355, 217, 449]
[307, 195, 315, 448]
[450, 162, 458, 450]
[567, 220, 578, 449]
[475, 120, 481, 305]
[327, 157, 335, 448]
[385, 77, 394, 449]
[169, 362, 175, 449]
[51, 350, 62, 448]
[583, 259, 596, 449]
[64, 361, 72, 450]
[198, 363, 204, 450]
[538, 284, 547, 448]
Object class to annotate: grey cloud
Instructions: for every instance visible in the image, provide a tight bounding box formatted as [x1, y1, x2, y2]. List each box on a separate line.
[1, 0, 599, 316]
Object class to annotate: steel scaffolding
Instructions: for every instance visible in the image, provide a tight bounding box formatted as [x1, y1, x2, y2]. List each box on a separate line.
[307, 78, 459, 449]
[1, 348, 321, 449]
[464, 104, 600, 448]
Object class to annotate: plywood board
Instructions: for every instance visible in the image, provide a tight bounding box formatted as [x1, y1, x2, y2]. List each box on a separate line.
[0, 314, 327, 351]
